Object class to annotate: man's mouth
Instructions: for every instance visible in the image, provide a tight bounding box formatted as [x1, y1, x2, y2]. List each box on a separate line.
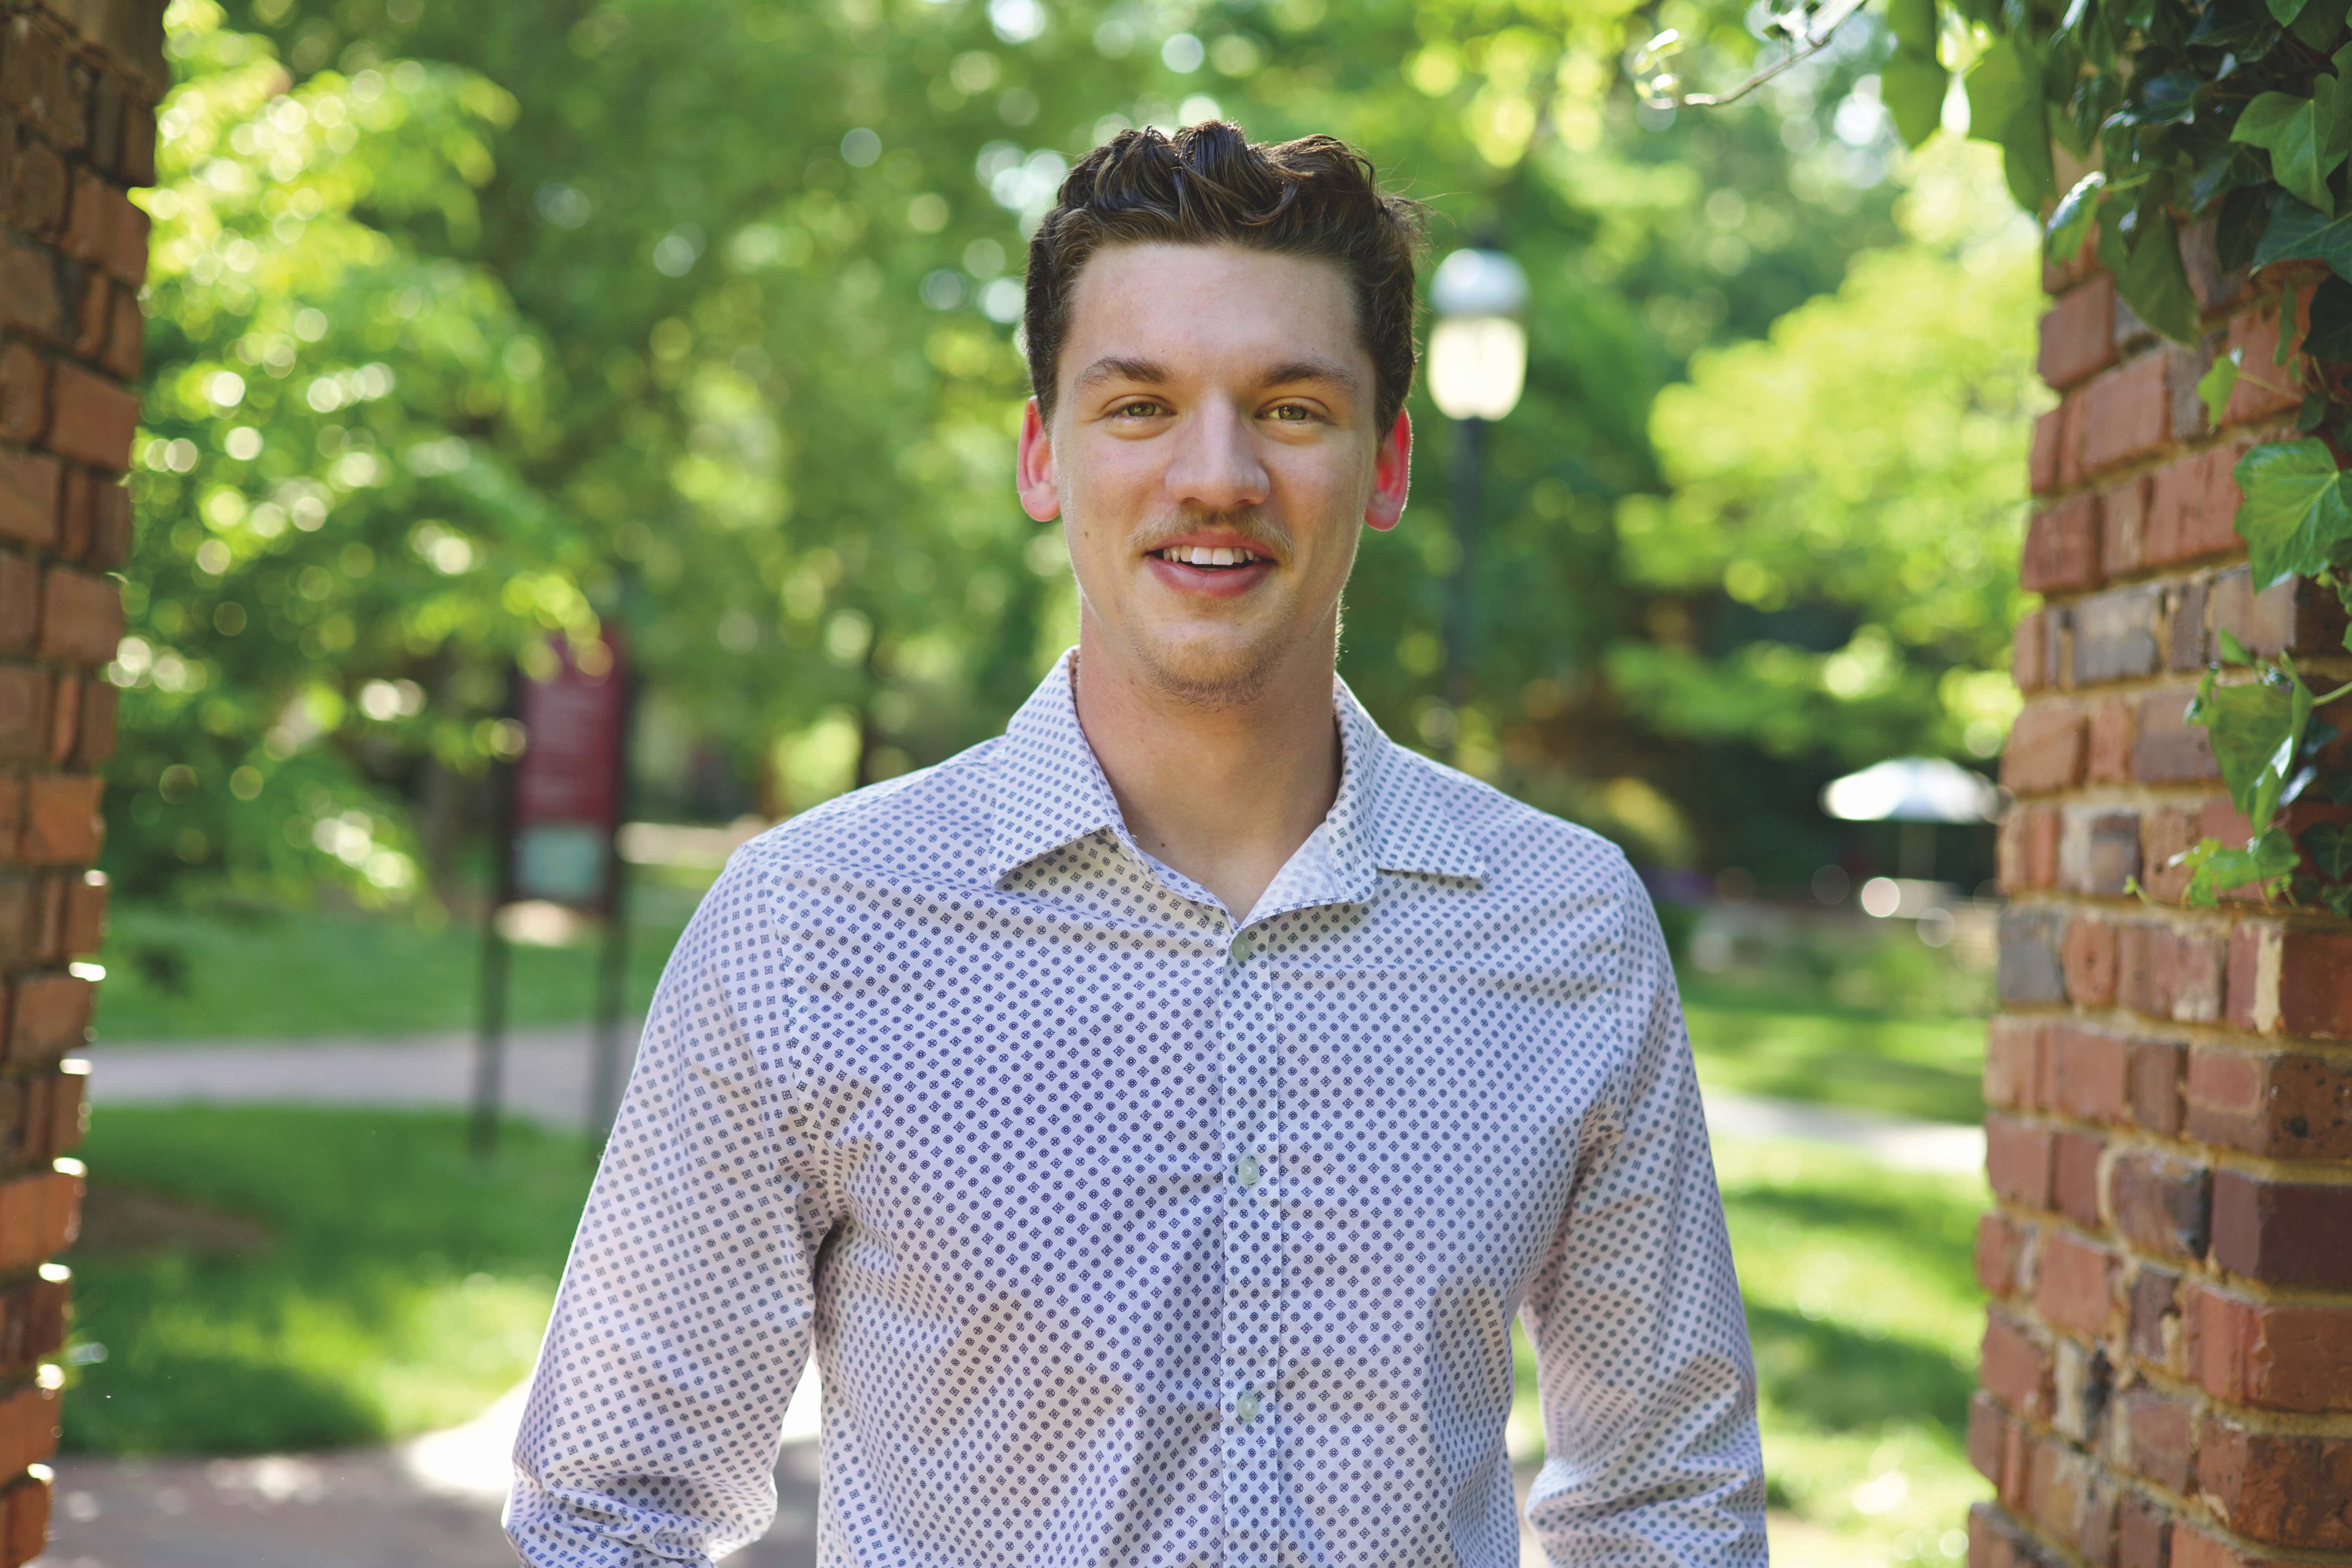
[1149, 545, 1269, 569]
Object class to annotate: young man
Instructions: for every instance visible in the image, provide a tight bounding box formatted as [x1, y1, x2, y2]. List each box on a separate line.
[508, 123, 1766, 1566]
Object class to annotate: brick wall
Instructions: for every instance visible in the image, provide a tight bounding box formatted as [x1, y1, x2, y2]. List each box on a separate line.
[1973, 230, 2352, 1568]
[0, 0, 158, 1559]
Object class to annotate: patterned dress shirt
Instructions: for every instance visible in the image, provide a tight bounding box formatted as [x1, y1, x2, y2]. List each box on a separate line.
[506, 651, 1767, 1567]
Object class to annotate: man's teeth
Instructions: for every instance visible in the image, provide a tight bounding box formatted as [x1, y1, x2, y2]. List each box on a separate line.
[1156, 546, 1263, 566]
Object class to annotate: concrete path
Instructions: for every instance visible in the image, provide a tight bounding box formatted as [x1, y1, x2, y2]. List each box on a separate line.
[81, 1021, 1988, 1175]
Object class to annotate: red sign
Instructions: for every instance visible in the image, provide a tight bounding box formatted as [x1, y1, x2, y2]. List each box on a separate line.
[508, 630, 629, 911]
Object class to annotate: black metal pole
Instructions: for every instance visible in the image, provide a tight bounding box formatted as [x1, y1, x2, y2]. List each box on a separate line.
[470, 915, 510, 1160]
[587, 858, 630, 1152]
[1441, 414, 1487, 736]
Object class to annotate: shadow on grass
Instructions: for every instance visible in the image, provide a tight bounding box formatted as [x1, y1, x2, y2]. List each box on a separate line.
[1725, 1183, 1980, 1297]
[1746, 1302, 1974, 1443]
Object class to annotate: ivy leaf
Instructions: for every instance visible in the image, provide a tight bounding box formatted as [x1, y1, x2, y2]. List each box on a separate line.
[2233, 438, 2352, 589]
[2134, 69, 2203, 126]
[2047, 172, 2106, 260]
[2232, 90, 2346, 215]
[2173, 829, 2303, 905]
[1966, 38, 2056, 208]
[2270, 0, 2312, 26]
[1888, 0, 1939, 55]
[2111, 207, 2201, 343]
[2306, 276, 2352, 356]
[2324, 883, 2352, 917]
[2198, 346, 2242, 427]
[2217, 625, 2255, 665]
[2304, 820, 2352, 878]
[2186, 666, 2297, 820]
[2254, 191, 2352, 279]
[1883, 51, 1949, 148]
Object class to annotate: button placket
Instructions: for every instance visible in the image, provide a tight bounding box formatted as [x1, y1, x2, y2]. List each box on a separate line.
[1219, 919, 1280, 1568]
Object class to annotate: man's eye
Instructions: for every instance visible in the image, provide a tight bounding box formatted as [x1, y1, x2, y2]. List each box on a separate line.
[1268, 404, 1315, 422]
[1116, 400, 1163, 418]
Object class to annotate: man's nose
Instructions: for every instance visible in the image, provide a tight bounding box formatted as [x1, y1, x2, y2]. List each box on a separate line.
[1163, 401, 1270, 514]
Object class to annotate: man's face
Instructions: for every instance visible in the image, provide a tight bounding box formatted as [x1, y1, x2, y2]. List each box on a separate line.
[1017, 242, 1410, 707]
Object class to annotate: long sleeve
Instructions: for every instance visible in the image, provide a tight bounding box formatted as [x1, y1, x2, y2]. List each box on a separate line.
[1521, 855, 1768, 1566]
[506, 849, 837, 1567]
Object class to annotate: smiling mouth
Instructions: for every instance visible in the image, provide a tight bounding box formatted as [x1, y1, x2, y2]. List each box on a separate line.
[1149, 546, 1269, 569]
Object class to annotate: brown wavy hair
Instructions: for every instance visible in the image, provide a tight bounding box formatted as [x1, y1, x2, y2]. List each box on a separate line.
[1022, 121, 1426, 431]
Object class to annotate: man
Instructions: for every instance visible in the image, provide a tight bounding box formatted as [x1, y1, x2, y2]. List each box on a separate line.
[508, 121, 1766, 1566]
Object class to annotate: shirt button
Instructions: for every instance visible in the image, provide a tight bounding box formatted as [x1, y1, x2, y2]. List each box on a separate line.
[1230, 929, 1253, 962]
[1236, 1390, 1262, 1424]
[1236, 1154, 1261, 1187]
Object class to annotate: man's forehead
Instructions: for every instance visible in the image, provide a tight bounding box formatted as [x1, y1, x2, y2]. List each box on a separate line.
[1060, 242, 1368, 383]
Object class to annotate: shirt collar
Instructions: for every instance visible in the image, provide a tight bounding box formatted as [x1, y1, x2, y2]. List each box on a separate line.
[986, 651, 1486, 895]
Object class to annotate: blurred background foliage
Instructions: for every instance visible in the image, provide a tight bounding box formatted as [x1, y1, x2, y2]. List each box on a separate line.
[110, 0, 2039, 904]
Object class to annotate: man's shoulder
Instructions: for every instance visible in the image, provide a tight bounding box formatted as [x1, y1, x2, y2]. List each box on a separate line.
[1379, 741, 1636, 890]
[724, 734, 1005, 886]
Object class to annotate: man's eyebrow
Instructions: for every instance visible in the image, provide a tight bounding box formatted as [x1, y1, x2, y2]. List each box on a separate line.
[1263, 357, 1361, 396]
[1073, 356, 1172, 392]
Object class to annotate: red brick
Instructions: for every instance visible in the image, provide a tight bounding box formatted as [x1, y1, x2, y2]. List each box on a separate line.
[0, 343, 47, 445]
[2116, 925, 2174, 1020]
[2145, 442, 2253, 568]
[2073, 584, 2164, 686]
[0, 1381, 58, 1482]
[86, 476, 129, 569]
[2186, 1282, 2352, 1414]
[2273, 928, 2352, 1040]
[2064, 916, 2118, 1007]
[2225, 921, 2277, 1033]
[19, 775, 97, 865]
[0, 450, 56, 551]
[2085, 702, 2136, 784]
[2118, 1492, 2171, 1568]
[2104, 1149, 2211, 1263]
[2208, 566, 2351, 659]
[2222, 288, 2310, 425]
[2037, 1229, 2118, 1341]
[0, 555, 36, 657]
[2025, 496, 2103, 594]
[53, 464, 87, 563]
[1970, 1390, 2012, 1486]
[2001, 907, 2071, 1003]
[2028, 1434, 2092, 1544]
[0, 242, 63, 344]
[0, 1460, 49, 1565]
[2195, 1415, 2352, 1550]
[2014, 610, 2050, 694]
[8, 974, 89, 1065]
[1982, 1310, 2055, 1421]
[2173, 929, 2225, 1023]
[2132, 688, 2218, 783]
[2170, 1519, 2306, 1568]
[2101, 474, 2150, 578]
[45, 671, 75, 765]
[1988, 1114, 2057, 1208]
[2180, 214, 2249, 315]
[48, 1061, 84, 1156]
[2210, 1169, 2352, 1290]
[73, 677, 115, 767]
[0, 666, 48, 764]
[121, 95, 157, 189]
[2188, 1046, 2352, 1159]
[2006, 702, 2087, 794]
[2046, 1024, 2128, 1122]
[7, 139, 66, 239]
[2080, 353, 2174, 476]
[2042, 274, 2119, 390]
[2169, 574, 2211, 669]
[2129, 1263, 2182, 1370]
[35, 567, 117, 666]
[101, 280, 142, 380]
[41, 363, 135, 471]
[2032, 403, 2072, 495]
[2119, 1382, 2198, 1493]
[2128, 1039, 2185, 1134]
[60, 870, 104, 958]
[2054, 1129, 2104, 1227]
[2139, 807, 2199, 902]
[1987, 1017, 2046, 1111]
[71, 271, 108, 363]
[0, 1164, 77, 1272]
[1978, 1210, 2030, 1299]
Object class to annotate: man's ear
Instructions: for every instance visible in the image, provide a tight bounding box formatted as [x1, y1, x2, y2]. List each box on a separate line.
[1364, 409, 1410, 532]
[1017, 398, 1061, 522]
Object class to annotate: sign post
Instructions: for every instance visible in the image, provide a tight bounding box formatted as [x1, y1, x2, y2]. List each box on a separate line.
[472, 629, 632, 1159]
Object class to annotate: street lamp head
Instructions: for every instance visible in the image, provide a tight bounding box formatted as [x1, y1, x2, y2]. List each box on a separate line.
[1426, 248, 1528, 422]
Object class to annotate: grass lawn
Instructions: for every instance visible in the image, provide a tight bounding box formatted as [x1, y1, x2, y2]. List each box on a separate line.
[1683, 990, 1985, 1126]
[61, 1106, 594, 1455]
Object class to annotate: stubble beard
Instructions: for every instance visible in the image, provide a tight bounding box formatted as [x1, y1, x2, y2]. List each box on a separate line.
[1111, 508, 1335, 711]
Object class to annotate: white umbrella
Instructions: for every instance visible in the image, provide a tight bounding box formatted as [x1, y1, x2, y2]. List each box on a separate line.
[1819, 757, 2001, 824]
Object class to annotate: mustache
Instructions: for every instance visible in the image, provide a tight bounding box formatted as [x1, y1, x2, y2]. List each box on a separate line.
[1130, 509, 1294, 557]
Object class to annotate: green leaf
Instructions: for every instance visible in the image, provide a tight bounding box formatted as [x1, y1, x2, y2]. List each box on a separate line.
[2308, 276, 2352, 356]
[2175, 829, 2303, 905]
[2232, 91, 2345, 215]
[2112, 207, 2201, 344]
[2186, 667, 2297, 820]
[2304, 820, 2352, 877]
[1883, 51, 1949, 148]
[2217, 625, 2255, 664]
[2047, 172, 2106, 260]
[2233, 438, 2352, 589]
[1966, 39, 2056, 208]
[2271, 0, 2312, 26]
[2198, 346, 2242, 427]
[2252, 191, 2352, 279]
[1888, 0, 1940, 55]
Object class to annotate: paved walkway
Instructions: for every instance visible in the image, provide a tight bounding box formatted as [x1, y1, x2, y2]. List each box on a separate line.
[35, 1024, 1966, 1564]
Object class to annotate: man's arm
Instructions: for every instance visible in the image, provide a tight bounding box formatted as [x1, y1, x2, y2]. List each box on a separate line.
[505, 849, 836, 1566]
[1521, 854, 1768, 1566]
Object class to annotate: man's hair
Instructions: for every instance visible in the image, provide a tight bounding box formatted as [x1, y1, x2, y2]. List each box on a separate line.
[1023, 121, 1426, 431]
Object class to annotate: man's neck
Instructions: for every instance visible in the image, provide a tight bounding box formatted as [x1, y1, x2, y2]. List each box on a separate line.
[1069, 630, 1342, 922]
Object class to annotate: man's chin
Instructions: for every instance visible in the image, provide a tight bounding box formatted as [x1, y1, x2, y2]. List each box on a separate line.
[1128, 627, 1289, 708]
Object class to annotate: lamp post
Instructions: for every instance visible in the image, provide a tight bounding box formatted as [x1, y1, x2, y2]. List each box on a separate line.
[1426, 246, 1528, 734]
